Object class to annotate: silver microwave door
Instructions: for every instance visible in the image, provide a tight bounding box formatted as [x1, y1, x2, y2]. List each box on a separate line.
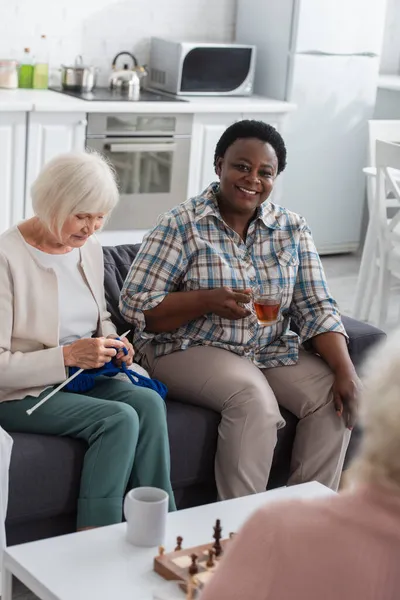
[87, 137, 190, 230]
[181, 47, 253, 93]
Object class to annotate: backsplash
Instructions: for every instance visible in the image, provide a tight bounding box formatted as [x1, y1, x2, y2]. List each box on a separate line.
[0, 0, 237, 86]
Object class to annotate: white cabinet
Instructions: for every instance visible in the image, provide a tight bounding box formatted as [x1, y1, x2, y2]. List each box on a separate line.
[25, 112, 87, 217]
[0, 112, 27, 233]
[187, 113, 242, 197]
[187, 112, 287, 199]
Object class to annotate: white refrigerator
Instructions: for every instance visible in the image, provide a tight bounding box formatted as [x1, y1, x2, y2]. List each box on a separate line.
[236, 0, 387, 254]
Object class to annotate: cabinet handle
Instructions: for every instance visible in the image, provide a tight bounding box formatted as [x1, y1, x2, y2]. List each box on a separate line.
[78, 119, 88, 126]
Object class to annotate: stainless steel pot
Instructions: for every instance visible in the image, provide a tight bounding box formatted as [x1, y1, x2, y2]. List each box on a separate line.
[61, 55, 97, 92]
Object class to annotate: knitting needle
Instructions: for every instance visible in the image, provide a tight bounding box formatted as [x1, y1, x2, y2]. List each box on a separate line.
[26, 330, 131, 416]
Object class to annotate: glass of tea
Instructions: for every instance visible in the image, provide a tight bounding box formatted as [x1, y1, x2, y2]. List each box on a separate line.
[252, 284, 282, 326]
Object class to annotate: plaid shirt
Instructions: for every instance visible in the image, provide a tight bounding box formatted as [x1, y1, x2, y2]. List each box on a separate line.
[120, 183, 346, 368]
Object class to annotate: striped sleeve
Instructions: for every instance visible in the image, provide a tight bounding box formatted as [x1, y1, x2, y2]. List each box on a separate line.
[119, 214, 185, 333]
[289, 220, 347, 343]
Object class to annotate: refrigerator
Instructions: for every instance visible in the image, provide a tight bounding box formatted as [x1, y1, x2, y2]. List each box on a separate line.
[236, 0, 387, 254]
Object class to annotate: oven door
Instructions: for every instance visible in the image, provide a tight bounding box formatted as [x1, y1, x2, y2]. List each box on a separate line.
[87, 136, 191, 230]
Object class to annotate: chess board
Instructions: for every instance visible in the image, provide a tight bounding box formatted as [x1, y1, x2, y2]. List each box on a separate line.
[154, 538, 231, 588]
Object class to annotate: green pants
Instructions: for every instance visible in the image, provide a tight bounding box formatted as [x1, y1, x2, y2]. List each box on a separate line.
[0, 376, 176, 528]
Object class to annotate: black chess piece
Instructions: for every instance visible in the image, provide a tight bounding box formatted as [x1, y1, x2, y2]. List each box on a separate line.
[188, 553, 198, 576]
[213, 519, 222, 557]
[206, 548, 215, 568]
[175, 536, 183, 551]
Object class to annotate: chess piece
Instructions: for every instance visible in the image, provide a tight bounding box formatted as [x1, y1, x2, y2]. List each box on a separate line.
[175, 535, 183, 551]
[188, 553, 198, 576]
[213, 519, 223, 557]
[206, 548, 215, 568]
[229, 532, 236, 539]
[158, 545, 165, 556]
[186, 576, 198, 600]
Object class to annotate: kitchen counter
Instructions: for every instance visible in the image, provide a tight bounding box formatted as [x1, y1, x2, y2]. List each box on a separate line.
[0, 88, 296, 114]
[378, 74, 400, 92]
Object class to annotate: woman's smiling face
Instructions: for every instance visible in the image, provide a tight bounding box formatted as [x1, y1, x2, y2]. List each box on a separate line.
[215, 137, 278, 216]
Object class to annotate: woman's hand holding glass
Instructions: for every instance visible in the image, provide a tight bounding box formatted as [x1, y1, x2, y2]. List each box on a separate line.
[207, 287, 252, 320]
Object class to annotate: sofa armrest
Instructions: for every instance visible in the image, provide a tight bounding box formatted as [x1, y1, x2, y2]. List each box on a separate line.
[342, 316, 386, 370]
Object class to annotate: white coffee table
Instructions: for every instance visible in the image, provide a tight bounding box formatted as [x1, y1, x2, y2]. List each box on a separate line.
[2, 482, 333, 600]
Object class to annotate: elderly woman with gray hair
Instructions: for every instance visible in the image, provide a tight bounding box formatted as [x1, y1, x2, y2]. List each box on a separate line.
[201, 331, 400, 600]
[0, 152, 175, 530]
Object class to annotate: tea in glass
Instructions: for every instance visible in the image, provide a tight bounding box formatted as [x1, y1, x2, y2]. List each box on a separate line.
[252, 284, 282, 326]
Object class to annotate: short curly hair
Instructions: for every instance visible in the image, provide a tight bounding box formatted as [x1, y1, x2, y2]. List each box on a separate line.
[214, 120, 287, 175]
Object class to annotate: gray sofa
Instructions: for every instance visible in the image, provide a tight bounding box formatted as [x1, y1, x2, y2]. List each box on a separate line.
[4, 244, 386, 546]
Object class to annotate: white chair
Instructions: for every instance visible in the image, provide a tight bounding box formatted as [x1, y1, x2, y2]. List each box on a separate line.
[363, 120, 400, 214]
[354, 140, 400, 327]
[354, 120, 400, 322]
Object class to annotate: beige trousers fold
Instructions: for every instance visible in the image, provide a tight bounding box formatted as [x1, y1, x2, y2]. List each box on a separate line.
[143, 345, 350, 500]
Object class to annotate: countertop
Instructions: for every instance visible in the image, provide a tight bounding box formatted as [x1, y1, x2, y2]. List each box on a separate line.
[378, 74, 400, 92]
[0, 88, 296, 114]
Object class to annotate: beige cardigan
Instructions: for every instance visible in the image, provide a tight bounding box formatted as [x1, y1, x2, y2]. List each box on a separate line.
[0, 226, 117, 402]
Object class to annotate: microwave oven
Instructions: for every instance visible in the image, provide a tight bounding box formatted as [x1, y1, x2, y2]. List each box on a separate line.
[149, 38, 256, 96]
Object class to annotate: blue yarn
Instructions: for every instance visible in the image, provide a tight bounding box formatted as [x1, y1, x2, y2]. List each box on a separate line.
[64, 343, 168, 400]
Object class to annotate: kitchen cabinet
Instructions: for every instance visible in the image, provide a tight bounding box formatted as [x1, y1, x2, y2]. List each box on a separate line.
[0, 112, 26, 233]
[25, 112, 87, 217]
[187, 113, 242, 197]
[187, 112, 287, 199]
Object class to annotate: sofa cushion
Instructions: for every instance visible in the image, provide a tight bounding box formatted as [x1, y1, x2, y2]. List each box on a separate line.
[6, 433, 85, 524]
[167, 401, 219, 488]
[103, 244, 141, 335]
[341, 315, 385, 369]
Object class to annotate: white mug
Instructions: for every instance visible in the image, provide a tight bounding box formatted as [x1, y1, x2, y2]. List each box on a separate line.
[124, 486, 168, 547]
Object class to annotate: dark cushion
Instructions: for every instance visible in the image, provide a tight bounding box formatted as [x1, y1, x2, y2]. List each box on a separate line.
[167, 401, 219, 488]
[103, 244, 141, 335]
[6, 433, 84, 524]
[342, 315, 385, 369]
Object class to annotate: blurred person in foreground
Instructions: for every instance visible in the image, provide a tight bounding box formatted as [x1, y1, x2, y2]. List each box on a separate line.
[201, 330, 400, 600]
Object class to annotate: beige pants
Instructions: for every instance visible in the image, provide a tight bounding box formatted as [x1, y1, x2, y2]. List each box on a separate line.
[143, 345, 350, 500]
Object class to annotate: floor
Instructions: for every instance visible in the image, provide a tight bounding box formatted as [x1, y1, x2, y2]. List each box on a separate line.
[321, 253, 400, 332]
[6, 253, 400, 600]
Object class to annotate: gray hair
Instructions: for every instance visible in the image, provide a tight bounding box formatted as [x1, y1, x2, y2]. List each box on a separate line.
[353, 330, 400, 488]
[31, 151, 119, 235]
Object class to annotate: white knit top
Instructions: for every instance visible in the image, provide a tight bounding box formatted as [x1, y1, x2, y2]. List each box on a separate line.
[28, 246, 98, 345]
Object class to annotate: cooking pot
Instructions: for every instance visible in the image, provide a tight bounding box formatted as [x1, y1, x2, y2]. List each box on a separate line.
[61, 55, 97, 92]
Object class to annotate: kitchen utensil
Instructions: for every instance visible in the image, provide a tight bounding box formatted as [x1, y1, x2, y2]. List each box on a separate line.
[61, 55, 97, 92]
[110, 51, 147, 94]
[110, 64, 140, 100]
[0, 59, 18, 89]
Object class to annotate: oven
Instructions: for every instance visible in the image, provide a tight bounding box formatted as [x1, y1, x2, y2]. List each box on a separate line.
[86, 113, 193, 230]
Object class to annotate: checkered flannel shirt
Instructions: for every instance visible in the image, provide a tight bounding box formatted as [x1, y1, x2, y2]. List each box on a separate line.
[120, 183, 346, 368]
